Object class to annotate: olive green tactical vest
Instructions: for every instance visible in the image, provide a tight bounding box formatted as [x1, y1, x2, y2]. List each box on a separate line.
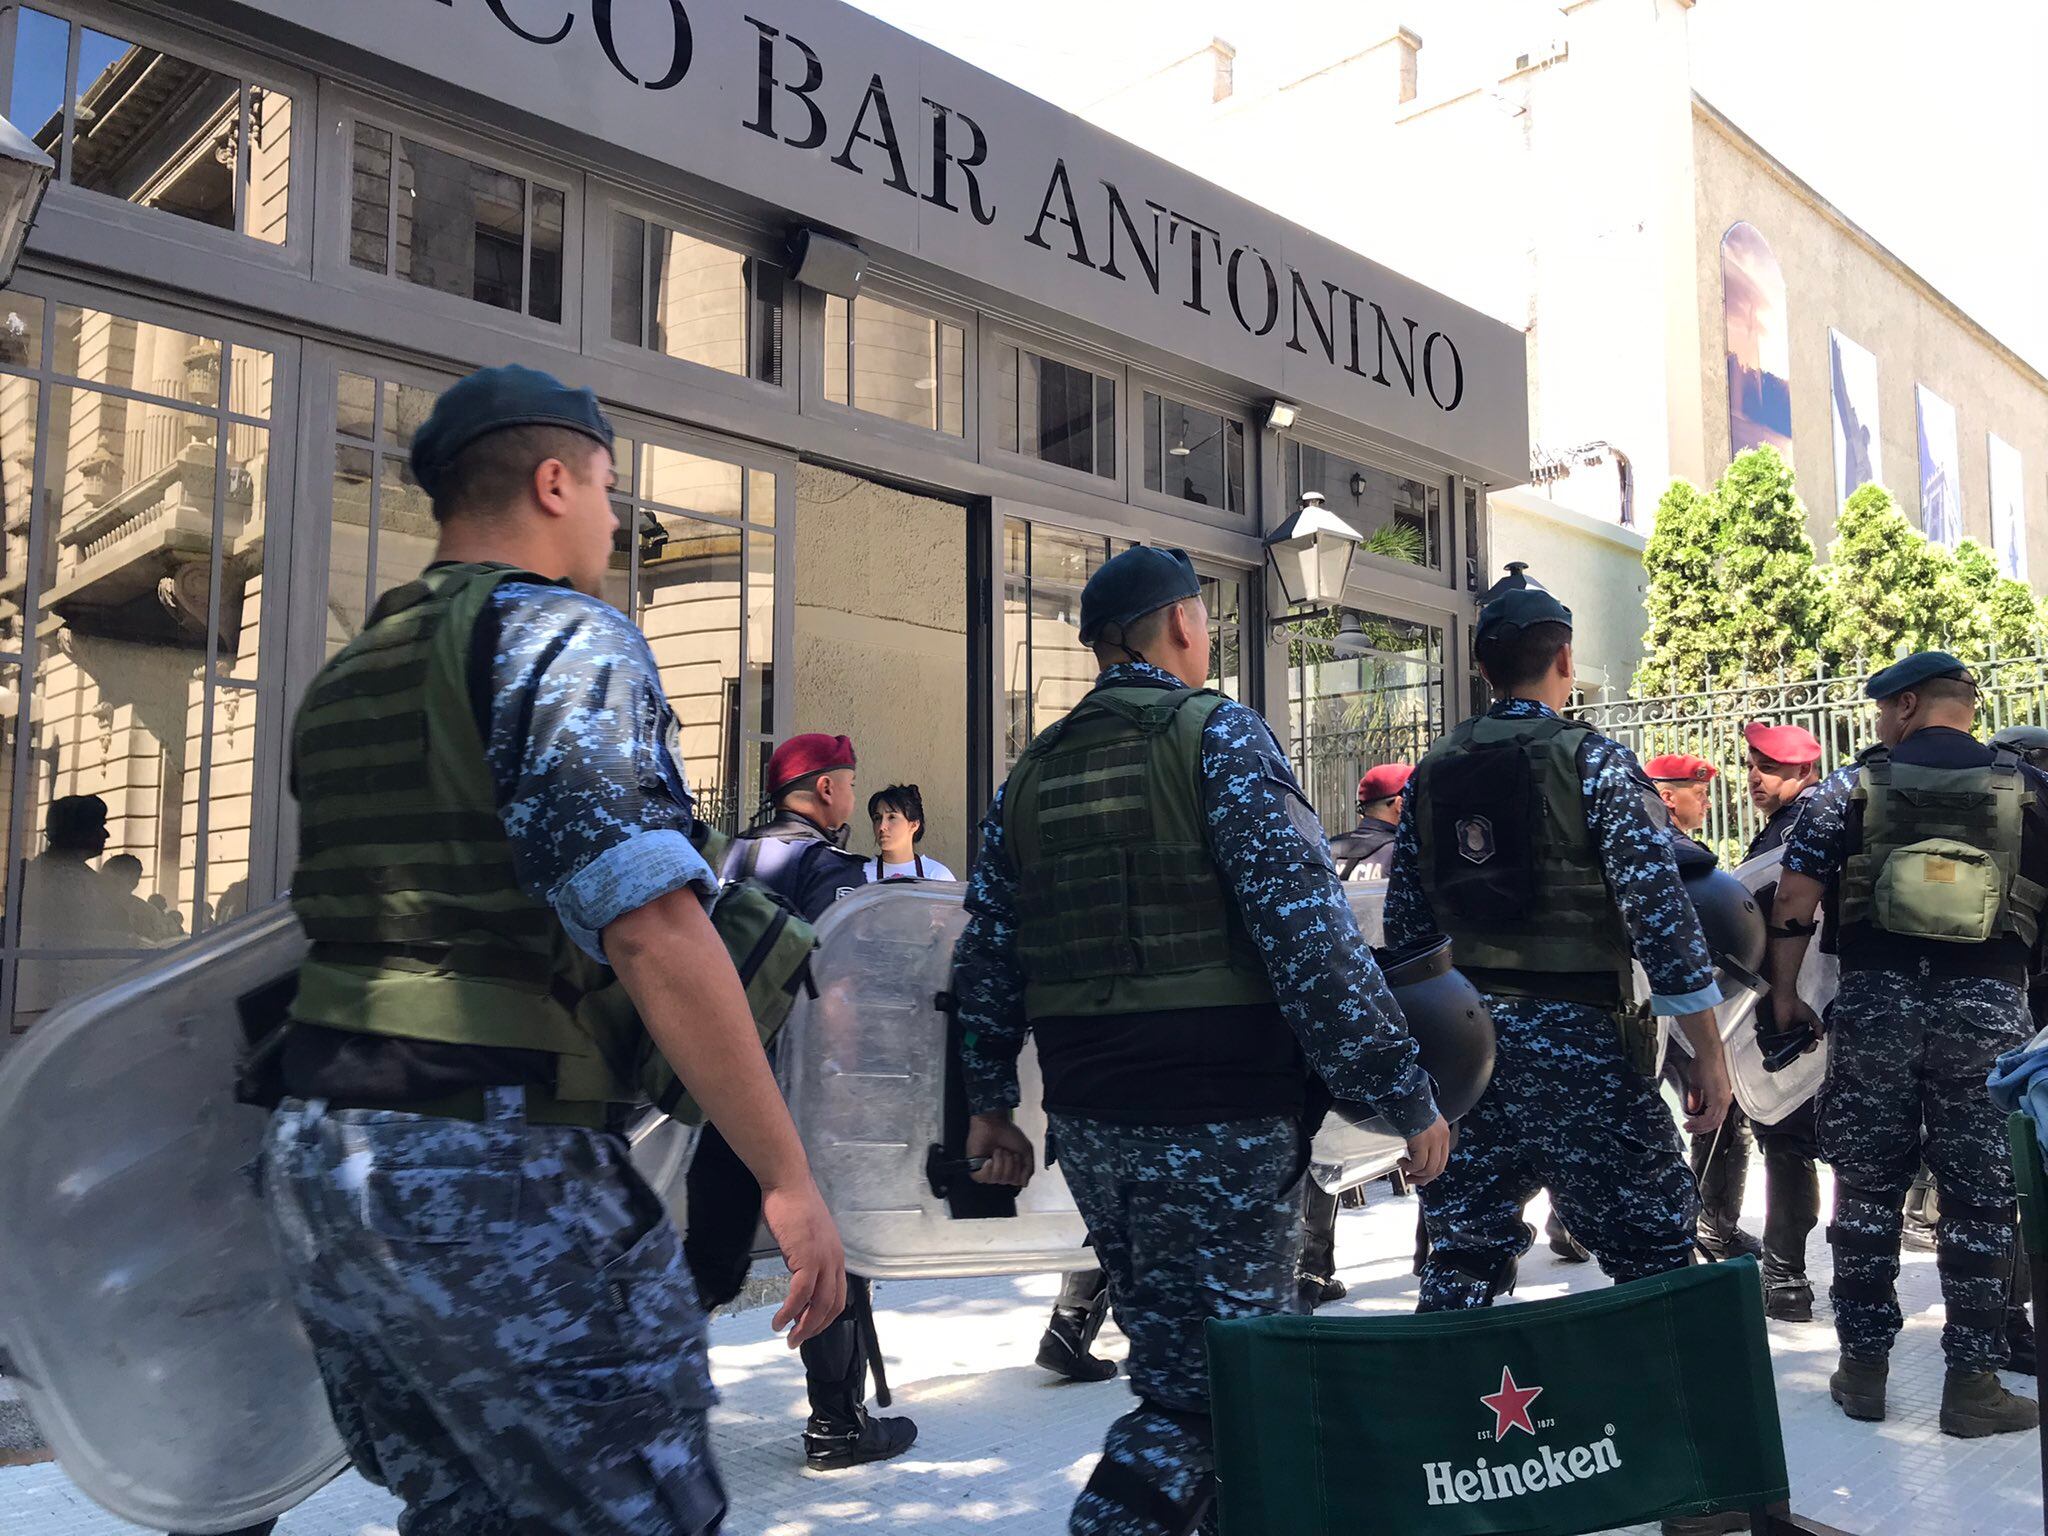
[1839, 745, 2047, 947]
[288, 562, 630, 1104]
[1003, 684, 1275, 1020]
[1414, 714, 1635, 997]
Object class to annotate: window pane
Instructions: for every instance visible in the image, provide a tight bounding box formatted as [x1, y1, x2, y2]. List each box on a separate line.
[392, 135, 526, 314]
[1004, 523, 1121, 765]
[845, 295, 962, 435]
[939, 322, 965, 437]
[1289, 610, 1446, 831]
[996, 346, 1019, 454]
[647, 223, 748, 374]
[1, 293, 44, 370]
[1295, 445, 1440, 571]
[823, 295, 849, 406]
[0, 660, 17, 933]
[1093, 375, 1115, 479]
[0, 376, 38, 648]
[1153, 396, 1229, 509]
[1201, 573, 1243, 700]
[327, 443, 373, 656]
[642, 443, 741, 522]
[375, 451, 434, 601]
[227, 344, 274, 421]
[219, 423, 267, 680]
[1142, 392, 1162, 493]
[348, 122, 392, 274]
[245, 86, 291, 245]
[382, 380, 437, 450]
[1015, 352, 1112, 476]
[336, 371, 376, 442]
[1225, 420, 1246, 513]
[69, 28, 242, 233]
[610, 213, 645, 347]
[638, 515, 742, 834]
[530, 184, 564, 323]
[746, 525, 773, 735]
[748, 259, 785, 386]
[9, 10, 66, 163]
[53, 306, 221, 408]
[193, 681, 258, 932]
[746, 466, 775, 529]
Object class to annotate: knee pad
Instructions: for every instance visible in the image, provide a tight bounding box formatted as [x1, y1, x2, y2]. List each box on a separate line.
[1084, 1402, 1216, 1536]
[1833, 1182, 1907, 1220]
[1937, 1195, 2016, 1227]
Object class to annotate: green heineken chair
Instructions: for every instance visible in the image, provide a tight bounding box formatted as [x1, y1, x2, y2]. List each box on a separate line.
[1207, 1259, 1852, 1535]
[2010, 1111, 2048, 1536]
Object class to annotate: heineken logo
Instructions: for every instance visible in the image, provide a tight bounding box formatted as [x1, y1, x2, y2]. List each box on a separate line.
[1425, 1366, 1623, 1507]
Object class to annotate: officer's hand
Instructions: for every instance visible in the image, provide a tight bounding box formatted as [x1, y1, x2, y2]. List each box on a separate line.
[1775, 996, 1824, 1045]
[761, 1179, 847, 1349]
[1682, 1051, 1735, 1136]
[1399, 1114, 1452, 1186]
[967, 1111, 1036, 1187]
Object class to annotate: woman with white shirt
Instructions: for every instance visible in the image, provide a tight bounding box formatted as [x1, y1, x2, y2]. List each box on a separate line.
[865, 783, 956, 882]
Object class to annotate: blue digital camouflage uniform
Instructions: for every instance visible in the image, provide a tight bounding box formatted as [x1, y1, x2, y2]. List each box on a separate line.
[1386, 698, 1721, 1310]
[261, 579, 729, 1536]
[953, 660, 1437, 1536]
[1785, 753, 2038, 1372]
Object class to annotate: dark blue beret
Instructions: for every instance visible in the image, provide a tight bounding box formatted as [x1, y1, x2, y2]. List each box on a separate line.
[411, 365, 615, 499]
[1475, 585, 1573, 643]
[1079, 545, 1202, 645]
[1864, 650, 1973, 700]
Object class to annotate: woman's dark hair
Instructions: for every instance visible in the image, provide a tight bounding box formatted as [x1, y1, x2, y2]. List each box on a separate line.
[868, 783, 925, 842]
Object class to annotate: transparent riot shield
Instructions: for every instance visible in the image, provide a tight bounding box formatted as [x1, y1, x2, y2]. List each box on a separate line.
[0, 903, 344, 1536]
[1308, 882, 1415, 1192]
[1722, 846, 1834, 1123]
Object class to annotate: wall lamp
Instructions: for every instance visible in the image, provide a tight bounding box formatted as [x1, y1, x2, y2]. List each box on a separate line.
[1263, 399, 1300, 432]
[1264, 490, 1364, 641]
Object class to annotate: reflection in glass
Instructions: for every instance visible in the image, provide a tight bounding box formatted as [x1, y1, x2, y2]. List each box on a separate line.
[192, 681, 259, 932]
[8, 10, 65, 151]
[337, 371, 376, 443]
[1002, 519, 1126, 765]
[0, 377, 39, 648]
[1288, 609, 1446, 832]
[997, 345, 1114, 477]
[328, 444, 374, 654]
[375, 452, 435, 601]
[609, 211, 783, 384]
[1285, 443, 1440, 571]
[638, 514, 744, 833]
[1144, 392, 1244, 513]
[822, 295, 965, 437]
[643, 443, 742, 522]
[55, 306, 220, 406]
[1201, 573, 1243, 699]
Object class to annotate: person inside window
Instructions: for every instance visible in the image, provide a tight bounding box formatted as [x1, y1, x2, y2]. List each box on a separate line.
[866, 784, 956, 882]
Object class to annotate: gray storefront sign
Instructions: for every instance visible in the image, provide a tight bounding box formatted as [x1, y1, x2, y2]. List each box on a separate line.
[224, 0, 1529, 483]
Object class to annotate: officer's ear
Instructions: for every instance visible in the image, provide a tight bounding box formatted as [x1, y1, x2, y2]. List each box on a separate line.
[1553, 640, 1574, 685]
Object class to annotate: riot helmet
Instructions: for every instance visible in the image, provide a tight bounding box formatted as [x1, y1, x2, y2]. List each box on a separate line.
[1372, 935, 1495, 1121]
[1684, 865, 1767, 974]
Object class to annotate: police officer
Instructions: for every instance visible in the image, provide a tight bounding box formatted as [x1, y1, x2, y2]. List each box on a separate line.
[682, 732, 919, 1469]
[1769, 652, 2042, 1436]
[1740, 721, 1826, 1321]
[260, 366, 846, 1533]
[951, 545, 1450, 1536]
[1387, 568, 1733, 1315]
[1646, 753, 1765, 1266]
[1330, 763, 1411, 880]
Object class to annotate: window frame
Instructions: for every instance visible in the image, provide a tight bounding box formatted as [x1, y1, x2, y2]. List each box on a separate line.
[800, 273, 977, 462]
[314, 87, 583, 343]
[1128, 368, 1255, 532]
[584, 186, 795, 414]
[0, 0, 314, 272]
[978, 320, 1127, 500]
[1277, 421, 1459, 598]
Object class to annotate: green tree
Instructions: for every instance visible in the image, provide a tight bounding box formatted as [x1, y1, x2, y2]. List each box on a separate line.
[1821, 483, 1964, 666]
[1714, 448, 1831, 679]
[1634, 478, 1724, 695]
[1953, 538, 2048, 655]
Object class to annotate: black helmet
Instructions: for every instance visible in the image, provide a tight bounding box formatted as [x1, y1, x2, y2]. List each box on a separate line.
[1371, 936, 1495, 1121]
[1684, 866, 1766, 973]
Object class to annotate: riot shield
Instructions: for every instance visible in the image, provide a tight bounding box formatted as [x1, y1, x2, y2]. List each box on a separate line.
[0, 903, 344, 1535]
[1726, 846, 1833, 1124]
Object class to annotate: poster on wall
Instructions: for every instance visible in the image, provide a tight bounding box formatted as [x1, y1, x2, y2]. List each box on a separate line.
[1721, 222, 1793, 461]
[1828, 329, 1881, 510]
[1989, 432, 2027, 582]
[1916, 386, 1962, 547]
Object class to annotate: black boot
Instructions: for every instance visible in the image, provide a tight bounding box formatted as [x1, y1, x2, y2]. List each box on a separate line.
[1299, 1181, 1345, 1309]
[1037, 1268, 1118, 1382]
[1692, 1108, 1762, 1261]
[1757, 1110, 1818, 1319]
[802, 1278, 918, 1470]
[1546, 1209, 1590, 1263]
[1762, 1264, 1814, 1323]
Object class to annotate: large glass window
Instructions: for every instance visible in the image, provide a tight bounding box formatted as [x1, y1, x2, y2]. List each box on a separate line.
[1288, 609, 1446, 833]
[349, 122, 564, 323]
[995, 345, 1115, 479]
[0, 292, 278, 1037]
[823, 294, 965, 436]
[1284, 442, 1441, 572]
[4, 5, 293, 244]
[610, 212, 783, 386]
[328, 368, 444, 657]
[1143, 392, 1245, 514]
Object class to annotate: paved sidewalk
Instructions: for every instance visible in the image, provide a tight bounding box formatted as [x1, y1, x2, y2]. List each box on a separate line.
[1, 1167, 2038, 1535]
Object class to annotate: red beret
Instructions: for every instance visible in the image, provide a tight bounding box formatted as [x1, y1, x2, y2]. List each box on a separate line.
[1743, 721, 1822, 767]
[1357, 763, 1414, 804]
[1643, 753, 1717, 784]
[767, 733, 857, 797]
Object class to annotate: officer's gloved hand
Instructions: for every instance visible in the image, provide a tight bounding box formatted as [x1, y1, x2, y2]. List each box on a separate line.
[1756, 996, 1824, 1072]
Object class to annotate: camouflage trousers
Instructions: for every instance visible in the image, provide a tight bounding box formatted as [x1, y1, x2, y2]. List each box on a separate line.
[260, 1090, 725, 1535]
[1816, 965, 2028, 1371]
[1050, 1113, 1302, 1536]
[1418, 996, 1699, 1310]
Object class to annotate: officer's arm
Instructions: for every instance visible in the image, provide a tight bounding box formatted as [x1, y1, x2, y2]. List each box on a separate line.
[1768, 768, 1849, 1016]
[952, 788, 1032, 1116]
[1586, 739, 1722, 1015]
[1201, 707, 1438, 1138]
[1382, 786, 1436, 946]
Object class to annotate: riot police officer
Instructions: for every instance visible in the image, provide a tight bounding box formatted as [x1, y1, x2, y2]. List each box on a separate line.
[260, 367, 845, 1533]
[1740, 721, 1825, 1321]
[682, 732, 920, 1470]
[1330, 763, 1410, 880]
[1770, 652, 2043, 1436]
[1386, 568, 1733, 1312]
[951, 545, 1450, 1536]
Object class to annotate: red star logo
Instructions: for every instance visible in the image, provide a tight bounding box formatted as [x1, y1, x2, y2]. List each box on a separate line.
[1480, 1367, 1543, 1440]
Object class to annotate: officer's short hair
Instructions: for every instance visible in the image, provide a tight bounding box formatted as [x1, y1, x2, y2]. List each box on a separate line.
[1908, 676, 1978, 710]
[868, 783, 926, 841]
[1476, 620, 1571, 692]
[1089, 598, 1186, 666]
[432, 425, 606, 523]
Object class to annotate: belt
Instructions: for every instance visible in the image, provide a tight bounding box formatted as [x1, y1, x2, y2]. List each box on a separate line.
[322, 1086, 614, 1130]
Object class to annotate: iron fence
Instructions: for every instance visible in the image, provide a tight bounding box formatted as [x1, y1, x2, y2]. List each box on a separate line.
[1296, 719, 1440, 833]
[1576, 650, 2048, 865]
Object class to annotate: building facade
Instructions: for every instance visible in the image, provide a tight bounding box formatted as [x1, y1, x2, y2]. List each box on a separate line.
[0, 0, 1527, 1038]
